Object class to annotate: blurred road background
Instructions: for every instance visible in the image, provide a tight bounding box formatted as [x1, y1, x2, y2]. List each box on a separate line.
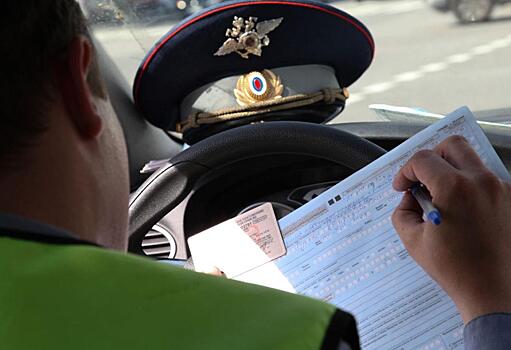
[90, 0, 511, 123]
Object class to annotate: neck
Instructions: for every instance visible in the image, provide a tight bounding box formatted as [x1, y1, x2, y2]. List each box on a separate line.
[0, 111, 128, 251]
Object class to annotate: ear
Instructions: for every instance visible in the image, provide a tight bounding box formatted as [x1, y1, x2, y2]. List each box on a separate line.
[54, 35, 103, 139]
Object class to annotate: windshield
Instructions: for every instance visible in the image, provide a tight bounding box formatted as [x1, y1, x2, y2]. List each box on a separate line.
[84, 0, 511, 124]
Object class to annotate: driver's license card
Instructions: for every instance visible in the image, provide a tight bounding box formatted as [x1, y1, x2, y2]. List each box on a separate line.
[188, 203, 286, 278]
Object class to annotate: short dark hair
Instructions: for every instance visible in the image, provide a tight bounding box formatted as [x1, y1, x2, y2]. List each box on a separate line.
[0, 1, 106, 163]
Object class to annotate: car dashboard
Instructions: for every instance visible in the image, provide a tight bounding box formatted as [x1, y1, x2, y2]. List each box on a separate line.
[150, 154, 352, 260]
[141, 120, 511, 261]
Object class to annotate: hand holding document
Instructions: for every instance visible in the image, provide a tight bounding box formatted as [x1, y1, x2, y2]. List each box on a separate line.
[190, 106, 511, 349]
[392, 132, 511, 324]
[237, 106, 510, 349]
[188, 203, 286, 278]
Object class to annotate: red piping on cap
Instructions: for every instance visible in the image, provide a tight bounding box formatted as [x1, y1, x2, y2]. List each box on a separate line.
[134, 0, 375, 103]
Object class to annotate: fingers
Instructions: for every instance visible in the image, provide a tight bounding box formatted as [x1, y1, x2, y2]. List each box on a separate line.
[393, 150, 458, 194]
[393, 135, 486, 195]
[392, 192, 423, 231]
[433, 136, 486, 171]
[204, 266, 226, 277]
[392, 192, 424, 248]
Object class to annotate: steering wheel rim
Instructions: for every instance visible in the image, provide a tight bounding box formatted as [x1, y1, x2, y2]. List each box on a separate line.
[128, 121, 386, 255]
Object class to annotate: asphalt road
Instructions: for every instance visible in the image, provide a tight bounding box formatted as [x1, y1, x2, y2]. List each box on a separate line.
[330, 0, 511, 123]
[92, 0, 511, 123]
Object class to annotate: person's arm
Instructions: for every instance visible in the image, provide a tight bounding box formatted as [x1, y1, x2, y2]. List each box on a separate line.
[464, 313, 511, 350]
[391, 136, 511, 346]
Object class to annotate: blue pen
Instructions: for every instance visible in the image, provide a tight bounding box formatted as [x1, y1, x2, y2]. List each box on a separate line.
[410, 184, 442, 225]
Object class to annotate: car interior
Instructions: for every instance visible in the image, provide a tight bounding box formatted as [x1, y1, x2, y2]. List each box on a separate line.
[97, 36, 511, 263]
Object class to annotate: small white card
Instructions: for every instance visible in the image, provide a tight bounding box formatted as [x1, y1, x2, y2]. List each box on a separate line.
[188, 203, 286, 278]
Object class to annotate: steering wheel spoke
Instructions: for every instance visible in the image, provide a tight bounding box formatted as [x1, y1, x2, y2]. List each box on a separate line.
[128, 121, 386, 256]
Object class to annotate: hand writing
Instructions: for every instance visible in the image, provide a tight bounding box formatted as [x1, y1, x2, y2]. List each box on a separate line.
[392, 135, 511, 323]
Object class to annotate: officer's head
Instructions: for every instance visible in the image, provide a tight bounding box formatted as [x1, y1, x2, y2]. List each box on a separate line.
[0, 1, 129, 250]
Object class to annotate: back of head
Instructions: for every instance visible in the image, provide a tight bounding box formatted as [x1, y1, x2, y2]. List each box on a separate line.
[0, 1, 129, 250]
[0, 0, 105, 167]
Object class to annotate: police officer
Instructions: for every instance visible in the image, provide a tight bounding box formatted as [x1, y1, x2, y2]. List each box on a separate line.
[1, 1, 510, 350]
[0, 1, 359, 349]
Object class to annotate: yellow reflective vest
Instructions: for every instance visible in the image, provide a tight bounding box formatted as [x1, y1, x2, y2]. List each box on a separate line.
[0, 220, 359, 349]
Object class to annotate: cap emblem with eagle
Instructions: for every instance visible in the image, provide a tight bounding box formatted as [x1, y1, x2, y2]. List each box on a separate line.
[214, 16, 283, 59]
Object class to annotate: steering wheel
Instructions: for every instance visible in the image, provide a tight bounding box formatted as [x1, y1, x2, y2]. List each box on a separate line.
[128, 121, 386, 255]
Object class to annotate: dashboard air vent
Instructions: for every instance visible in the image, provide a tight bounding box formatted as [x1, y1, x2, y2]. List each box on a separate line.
[142, 224, 177, 260]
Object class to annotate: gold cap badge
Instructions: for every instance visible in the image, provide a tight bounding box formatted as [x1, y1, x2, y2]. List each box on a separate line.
[234, 70, 284, 106]
[214, 16, 283, 59]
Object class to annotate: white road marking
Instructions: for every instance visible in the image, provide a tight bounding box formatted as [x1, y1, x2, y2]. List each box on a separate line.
[490, 37, 511, 49]
[394, 71, 424, 83]
[347, 34, 511, 106]
[420, 62, 448, 73]
[347, 94, 366, 104]
[471, 43, 497, 55]
[333, 0, 424, 17]
[447, 53, 471, 64]
[386, 1, 425, 15]
[361, 82, 396, 94]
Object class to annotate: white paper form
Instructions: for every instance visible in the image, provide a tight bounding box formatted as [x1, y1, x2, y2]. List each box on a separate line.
[236, 107, 511, 349]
